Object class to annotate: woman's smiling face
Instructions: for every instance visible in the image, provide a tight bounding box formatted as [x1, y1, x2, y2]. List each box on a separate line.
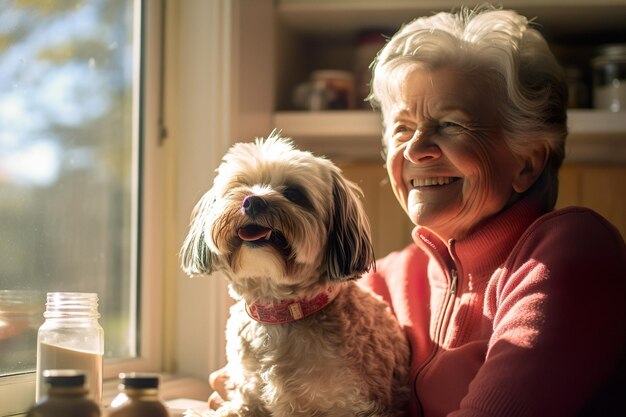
[384, 66, 525, 241]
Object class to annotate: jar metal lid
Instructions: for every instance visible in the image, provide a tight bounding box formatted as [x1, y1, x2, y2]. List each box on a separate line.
[595, 43, 626, 57]
[592, 43, 626, 65]
[118, 372, 160, 389]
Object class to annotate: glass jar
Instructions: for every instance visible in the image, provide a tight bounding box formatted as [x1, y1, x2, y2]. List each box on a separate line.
[108, 373, 169, 417]
[26, 370, 101, 417]
[309, 70, 356, 110]
[592, 44, 626, 112]
[36, 292, 104, 404]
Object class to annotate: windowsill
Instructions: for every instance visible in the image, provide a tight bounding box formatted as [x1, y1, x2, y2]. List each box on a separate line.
[4, 373, 212, 417]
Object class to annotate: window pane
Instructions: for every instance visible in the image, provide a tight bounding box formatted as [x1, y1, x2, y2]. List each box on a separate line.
[0, 0, 140, 376]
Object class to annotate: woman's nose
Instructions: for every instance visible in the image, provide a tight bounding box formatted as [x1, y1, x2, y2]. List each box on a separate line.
[403, 130, 442, 163]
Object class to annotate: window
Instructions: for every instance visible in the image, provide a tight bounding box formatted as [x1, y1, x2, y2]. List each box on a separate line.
[0, 0, 163, 413]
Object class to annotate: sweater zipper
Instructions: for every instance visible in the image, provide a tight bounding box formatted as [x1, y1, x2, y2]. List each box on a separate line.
[450, 268, 458, 295]
[414, 267, 459, 416]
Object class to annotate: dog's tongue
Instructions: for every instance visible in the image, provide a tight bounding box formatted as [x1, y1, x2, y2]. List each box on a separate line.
[238, 225, 272, 241]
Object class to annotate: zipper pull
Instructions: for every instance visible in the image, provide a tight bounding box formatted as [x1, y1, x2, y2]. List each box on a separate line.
[450, 269, 458, 295]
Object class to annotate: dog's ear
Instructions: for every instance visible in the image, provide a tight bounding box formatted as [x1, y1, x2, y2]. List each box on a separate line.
[180, 191, 219, 276]
[326, 171, 376, 280]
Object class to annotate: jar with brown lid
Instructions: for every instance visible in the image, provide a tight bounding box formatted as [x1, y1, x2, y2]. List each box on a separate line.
[26, 370, 101, 417]
[108, 373, 169, 417]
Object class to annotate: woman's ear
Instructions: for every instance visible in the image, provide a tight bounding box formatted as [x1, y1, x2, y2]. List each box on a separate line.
[512, 145, 549, 193]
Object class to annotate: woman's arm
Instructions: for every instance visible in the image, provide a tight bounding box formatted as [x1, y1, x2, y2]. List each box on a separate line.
[452, 209, 626, 417]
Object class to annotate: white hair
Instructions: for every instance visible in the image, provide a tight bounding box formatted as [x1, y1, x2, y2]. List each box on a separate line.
[369, 5, 568, 209]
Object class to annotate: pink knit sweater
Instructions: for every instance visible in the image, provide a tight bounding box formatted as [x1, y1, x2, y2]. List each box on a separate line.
[361, 196, 626, 417]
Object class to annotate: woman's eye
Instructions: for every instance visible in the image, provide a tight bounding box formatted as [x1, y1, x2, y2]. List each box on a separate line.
[392, 126, 406, 134]
[439, 121, 465, 132]
[441, 121, 460, 128]
[392, 125, 412, 139]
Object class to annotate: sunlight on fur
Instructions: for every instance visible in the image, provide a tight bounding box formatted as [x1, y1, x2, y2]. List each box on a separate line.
[233, 246, 287, 283]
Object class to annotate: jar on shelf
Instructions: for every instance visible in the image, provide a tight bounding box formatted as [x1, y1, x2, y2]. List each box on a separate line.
[592, 44, 626, 112]
[36, 292, 104, 404]
[292, 70, 356, 111]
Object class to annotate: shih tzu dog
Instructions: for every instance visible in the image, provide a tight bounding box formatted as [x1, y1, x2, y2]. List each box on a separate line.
[180, 133, 409, 417]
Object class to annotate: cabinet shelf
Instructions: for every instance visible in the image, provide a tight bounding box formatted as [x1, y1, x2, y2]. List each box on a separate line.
[277, 0, 626, 40]
[273, 110, 626, 163]
[273, 111, 383, 161]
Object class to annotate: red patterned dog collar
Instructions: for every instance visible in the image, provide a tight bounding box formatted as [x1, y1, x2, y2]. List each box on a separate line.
[245, 285, 342, 324]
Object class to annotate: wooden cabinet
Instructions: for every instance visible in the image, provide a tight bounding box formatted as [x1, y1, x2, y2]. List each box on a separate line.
[558, 165, 626, 238]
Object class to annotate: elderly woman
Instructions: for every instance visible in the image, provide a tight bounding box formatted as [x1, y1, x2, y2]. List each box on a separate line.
[208, 5, 626, 417]
[360, 5, 626, 417]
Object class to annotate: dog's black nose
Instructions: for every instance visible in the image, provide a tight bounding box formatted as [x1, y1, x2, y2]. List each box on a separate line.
[242, 195, 268, 217]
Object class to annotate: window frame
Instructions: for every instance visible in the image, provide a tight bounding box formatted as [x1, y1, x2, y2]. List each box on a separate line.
[0, 0, 165, 414]
[164, 0, 274, 383]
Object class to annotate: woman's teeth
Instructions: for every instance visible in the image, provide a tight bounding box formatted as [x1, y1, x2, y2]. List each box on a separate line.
[411, 177, 456, 187]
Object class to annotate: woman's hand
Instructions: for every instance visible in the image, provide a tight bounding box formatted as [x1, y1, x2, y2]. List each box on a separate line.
[208, 367, 233, 410]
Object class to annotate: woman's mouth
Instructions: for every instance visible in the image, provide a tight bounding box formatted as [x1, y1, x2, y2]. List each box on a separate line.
[410, 177, 461, 187]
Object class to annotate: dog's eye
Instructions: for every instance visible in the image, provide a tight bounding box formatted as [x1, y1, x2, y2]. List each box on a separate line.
[282, 186, 309, 207]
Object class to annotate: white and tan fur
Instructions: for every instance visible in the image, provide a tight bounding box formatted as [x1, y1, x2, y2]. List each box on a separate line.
[180, 133, 410, 417]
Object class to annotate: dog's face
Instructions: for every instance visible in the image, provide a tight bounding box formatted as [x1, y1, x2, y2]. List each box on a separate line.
[180, 135, 374, 298]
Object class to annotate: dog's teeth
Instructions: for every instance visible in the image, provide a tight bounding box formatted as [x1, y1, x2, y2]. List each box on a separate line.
[265, 230, 272, 240]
